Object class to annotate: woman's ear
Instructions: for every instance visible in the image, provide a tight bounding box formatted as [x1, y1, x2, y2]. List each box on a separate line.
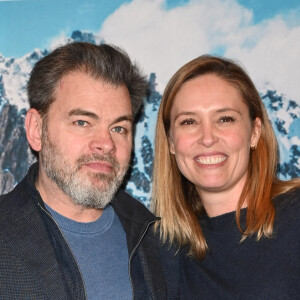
[251, 117, 262, 148]
[168, 137, 175, 155]
[25, 108, 43, 152]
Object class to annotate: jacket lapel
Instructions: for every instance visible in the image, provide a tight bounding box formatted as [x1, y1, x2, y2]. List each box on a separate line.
[112, 190, 168, 300]
[0, 197, 73, 299]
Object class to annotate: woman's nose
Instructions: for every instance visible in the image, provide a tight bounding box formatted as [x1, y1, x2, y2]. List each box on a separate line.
[197, 123, 218, 147]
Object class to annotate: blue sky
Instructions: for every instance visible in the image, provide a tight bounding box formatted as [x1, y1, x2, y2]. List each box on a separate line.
[0, 0, 300, 102]
[0, 0, 299, 57]
[0, 0, 130, 57]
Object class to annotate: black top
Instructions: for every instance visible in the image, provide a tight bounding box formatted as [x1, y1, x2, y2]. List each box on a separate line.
[180, 188, 300, 300]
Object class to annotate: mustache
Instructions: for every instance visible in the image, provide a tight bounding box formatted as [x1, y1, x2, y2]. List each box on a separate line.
[76, 154, 120, 170]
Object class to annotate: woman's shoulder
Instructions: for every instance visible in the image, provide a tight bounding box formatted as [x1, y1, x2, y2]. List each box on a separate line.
[273, 187, 300, 220]
[273, 186, 300, 204]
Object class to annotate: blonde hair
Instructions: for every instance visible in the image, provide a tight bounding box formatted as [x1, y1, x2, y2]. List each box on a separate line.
[151, 55, 300, 259]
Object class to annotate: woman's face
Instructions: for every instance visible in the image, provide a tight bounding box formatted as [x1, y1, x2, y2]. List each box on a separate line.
[169, 74, 261, 202]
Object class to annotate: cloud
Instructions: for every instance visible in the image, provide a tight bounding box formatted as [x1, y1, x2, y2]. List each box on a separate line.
[225, 17, 300, 101]
[48, 31, 69, 51]
[96, 0, 300, 102]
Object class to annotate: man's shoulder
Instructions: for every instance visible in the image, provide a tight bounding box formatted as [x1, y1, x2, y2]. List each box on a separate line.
[0, 178, 27, 210]
[0, 163, 38, 210]
[0, 171, 39, 214]
[112, 189, 157, 222]
[115, 188, 138, 203]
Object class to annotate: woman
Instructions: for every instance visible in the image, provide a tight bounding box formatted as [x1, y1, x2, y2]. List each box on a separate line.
[152, 55, 300, 299]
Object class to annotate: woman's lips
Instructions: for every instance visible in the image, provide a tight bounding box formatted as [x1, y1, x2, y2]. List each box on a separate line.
[194, 154, 227, 166]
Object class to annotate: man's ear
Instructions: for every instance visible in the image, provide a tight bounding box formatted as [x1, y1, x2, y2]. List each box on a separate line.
[25, 108, 43, 152]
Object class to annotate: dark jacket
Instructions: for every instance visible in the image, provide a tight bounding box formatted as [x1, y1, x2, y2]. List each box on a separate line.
[0, 163, 175, 299]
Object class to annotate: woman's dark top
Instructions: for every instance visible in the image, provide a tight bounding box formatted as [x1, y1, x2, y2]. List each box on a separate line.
[180, 188, 300, 300]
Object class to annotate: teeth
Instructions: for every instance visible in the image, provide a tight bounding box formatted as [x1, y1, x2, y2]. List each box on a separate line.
[196, 156, 226, 165]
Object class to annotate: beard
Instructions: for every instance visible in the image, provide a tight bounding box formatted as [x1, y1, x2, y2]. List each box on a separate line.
[40, 126, 129, 209]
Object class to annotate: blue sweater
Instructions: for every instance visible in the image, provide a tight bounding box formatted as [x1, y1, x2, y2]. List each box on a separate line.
[180, 188, 300, 299]
[45, 204, 131, 300]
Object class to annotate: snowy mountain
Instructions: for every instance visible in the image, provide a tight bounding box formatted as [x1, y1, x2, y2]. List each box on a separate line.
[261, 90, 300, 179]
[0, 31, 299, 205]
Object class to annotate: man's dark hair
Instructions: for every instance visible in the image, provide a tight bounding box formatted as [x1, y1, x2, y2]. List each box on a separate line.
[27, 42, 147, 117]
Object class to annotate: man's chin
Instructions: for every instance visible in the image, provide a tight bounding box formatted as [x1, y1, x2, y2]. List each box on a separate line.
[86, 176, 113, 188]
[85, 170, 116, 181]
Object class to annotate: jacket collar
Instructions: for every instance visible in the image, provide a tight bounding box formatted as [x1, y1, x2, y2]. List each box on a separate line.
[111, 187, 159, 255]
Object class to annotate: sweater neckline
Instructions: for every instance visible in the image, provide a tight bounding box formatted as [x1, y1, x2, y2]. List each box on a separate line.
[44, 202, 114, 235]
[200, 208, 247, 232]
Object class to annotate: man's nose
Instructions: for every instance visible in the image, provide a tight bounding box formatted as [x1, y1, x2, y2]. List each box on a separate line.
[89, 129, 116, 154]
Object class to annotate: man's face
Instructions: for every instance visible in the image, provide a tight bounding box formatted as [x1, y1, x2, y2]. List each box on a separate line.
[40, 71, 133, 208]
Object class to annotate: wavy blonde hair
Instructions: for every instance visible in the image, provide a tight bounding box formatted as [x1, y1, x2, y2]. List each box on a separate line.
[151, 55, 300, 259]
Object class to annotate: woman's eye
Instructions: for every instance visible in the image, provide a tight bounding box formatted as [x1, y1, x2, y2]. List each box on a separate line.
[180, 118, 196, 125]
[218, 116, 235, 123]
[75, 120, 88, 127]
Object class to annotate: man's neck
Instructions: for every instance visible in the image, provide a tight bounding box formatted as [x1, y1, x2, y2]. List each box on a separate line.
[35, 166, 103, 223]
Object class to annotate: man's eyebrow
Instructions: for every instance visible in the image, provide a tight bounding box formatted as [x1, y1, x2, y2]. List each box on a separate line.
[68, 109, 133, 123]
[113, 115, 134, 124]
[68, 109, 99, 120]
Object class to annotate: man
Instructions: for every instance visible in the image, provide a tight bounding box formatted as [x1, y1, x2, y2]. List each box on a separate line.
[0, 42, 174, 299]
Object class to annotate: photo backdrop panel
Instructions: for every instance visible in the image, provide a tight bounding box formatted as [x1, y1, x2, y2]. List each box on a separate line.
[1, 0, 299, 206]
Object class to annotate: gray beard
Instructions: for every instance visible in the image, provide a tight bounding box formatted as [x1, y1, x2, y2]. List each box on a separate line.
[40, 128, 129, 209]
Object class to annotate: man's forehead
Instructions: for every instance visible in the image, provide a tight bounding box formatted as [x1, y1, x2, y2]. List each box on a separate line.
[50, 71, 132, 114]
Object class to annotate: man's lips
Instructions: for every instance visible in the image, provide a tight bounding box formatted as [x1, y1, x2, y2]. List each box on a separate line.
[82, 161, 113, 173]
[195, 154, 227, 165]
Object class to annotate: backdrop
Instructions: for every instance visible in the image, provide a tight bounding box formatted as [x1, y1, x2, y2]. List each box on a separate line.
[0, 0, 299, 206]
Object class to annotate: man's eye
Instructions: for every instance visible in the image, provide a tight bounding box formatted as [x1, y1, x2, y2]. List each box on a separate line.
[112, 126, 126, 134]
[218, 116, 235, 123]
[180, 118, 196, 125]
[75, 120, 88, 127]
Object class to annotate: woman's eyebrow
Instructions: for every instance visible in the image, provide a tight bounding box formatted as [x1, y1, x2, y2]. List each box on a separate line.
[173, 111, 196, 122]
